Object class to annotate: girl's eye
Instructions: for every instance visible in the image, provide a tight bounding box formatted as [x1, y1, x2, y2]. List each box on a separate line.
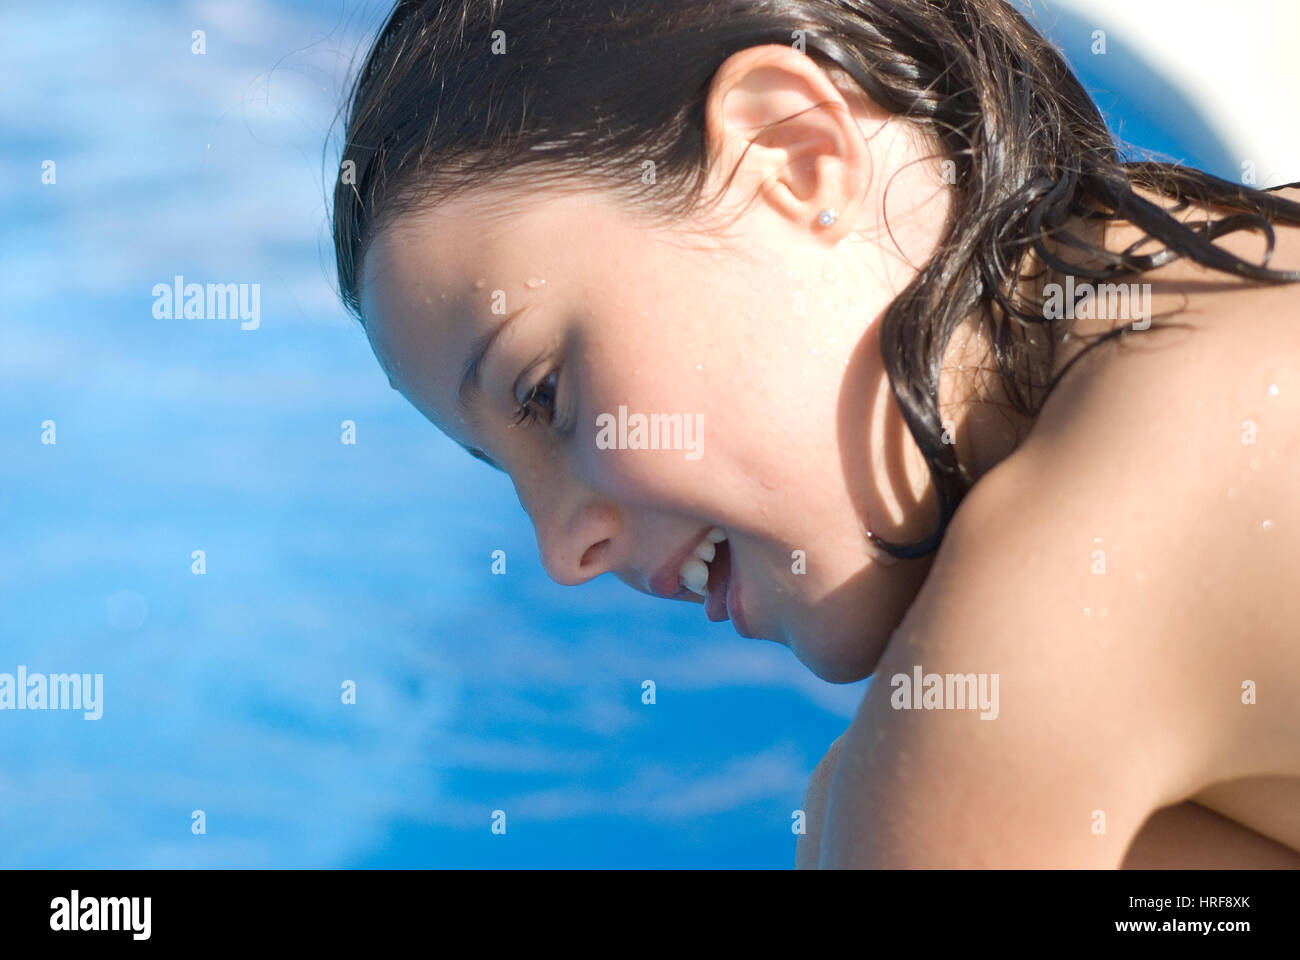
[511, 367, 561, 429]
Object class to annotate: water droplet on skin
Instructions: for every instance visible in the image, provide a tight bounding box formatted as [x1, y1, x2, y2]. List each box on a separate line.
[473, 278, 487, 289]
[1261, 519, 1274, 531]
[811, 347, 819, 356]
[696, 364, 704, 371]
[524, 277, 546, 288]
[1268, 383, 1279, 397]
[1083, 607, 1093, 617]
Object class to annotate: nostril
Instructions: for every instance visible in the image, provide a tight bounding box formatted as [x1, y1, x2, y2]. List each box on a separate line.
[579, 538, 611, 572]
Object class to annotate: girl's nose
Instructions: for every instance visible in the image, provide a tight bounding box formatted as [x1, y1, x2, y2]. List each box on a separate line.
[513, 475, 623, 587]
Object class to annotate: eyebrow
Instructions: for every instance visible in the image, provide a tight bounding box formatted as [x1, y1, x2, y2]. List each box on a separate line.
[454, 302, 532, 473]
[456, 303, 531, 417]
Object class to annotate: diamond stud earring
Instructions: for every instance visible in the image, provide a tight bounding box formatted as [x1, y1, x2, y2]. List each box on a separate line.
[817, 208, 837, 226]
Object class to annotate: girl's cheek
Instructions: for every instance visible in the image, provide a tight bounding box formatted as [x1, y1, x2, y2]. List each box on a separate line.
[576, 437, 691, 505]
[573, 365, 714, 501]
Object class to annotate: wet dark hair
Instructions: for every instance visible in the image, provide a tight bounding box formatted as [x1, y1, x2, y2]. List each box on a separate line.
[332, 0, 1300, 558]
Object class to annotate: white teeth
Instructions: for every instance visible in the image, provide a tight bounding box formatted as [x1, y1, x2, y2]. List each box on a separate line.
[680, 558, 710, 597]
[678, 527, 727, 597]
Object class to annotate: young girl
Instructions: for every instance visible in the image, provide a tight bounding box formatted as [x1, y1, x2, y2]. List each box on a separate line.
[331, 0, 1300, 867]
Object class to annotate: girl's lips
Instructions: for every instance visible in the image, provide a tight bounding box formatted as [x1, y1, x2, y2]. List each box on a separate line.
[702, 540, 758, 638]
[646, 531, 758, 638]
[728, 575, 758, 639]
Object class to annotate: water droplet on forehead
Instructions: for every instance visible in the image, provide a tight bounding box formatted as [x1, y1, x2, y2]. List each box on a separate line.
[524, 277, 546, 289]
[1268, 383, 1279, 397]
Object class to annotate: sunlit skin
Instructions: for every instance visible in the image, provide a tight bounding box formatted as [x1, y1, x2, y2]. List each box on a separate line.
[357, 43, 1300, 866]
[360, 45, 1022, 684]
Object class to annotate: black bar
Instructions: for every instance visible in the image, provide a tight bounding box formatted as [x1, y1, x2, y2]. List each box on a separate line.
[0, 868, 1292, 946]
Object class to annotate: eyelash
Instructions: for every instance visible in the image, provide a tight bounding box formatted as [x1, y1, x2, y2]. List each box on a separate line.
[511, 367, 562, 430]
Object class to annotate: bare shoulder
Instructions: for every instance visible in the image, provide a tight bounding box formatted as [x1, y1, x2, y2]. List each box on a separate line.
[819, 276, 1300, 866]
[819, 458, 1209, 866]
[1022, 265, 1300, 737]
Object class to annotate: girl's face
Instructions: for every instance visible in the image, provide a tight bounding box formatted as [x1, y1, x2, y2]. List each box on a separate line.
[358, 46, 960, 682]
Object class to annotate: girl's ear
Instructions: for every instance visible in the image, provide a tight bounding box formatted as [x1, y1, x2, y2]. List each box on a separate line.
[702, 43, 873, 242]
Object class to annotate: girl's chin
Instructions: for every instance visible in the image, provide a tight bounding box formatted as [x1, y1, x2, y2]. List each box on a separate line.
[791, 642, 880, 684]
[786, 618, 891, 682]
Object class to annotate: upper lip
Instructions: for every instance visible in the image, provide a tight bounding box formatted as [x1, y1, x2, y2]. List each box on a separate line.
[647, 528, 716, 600]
